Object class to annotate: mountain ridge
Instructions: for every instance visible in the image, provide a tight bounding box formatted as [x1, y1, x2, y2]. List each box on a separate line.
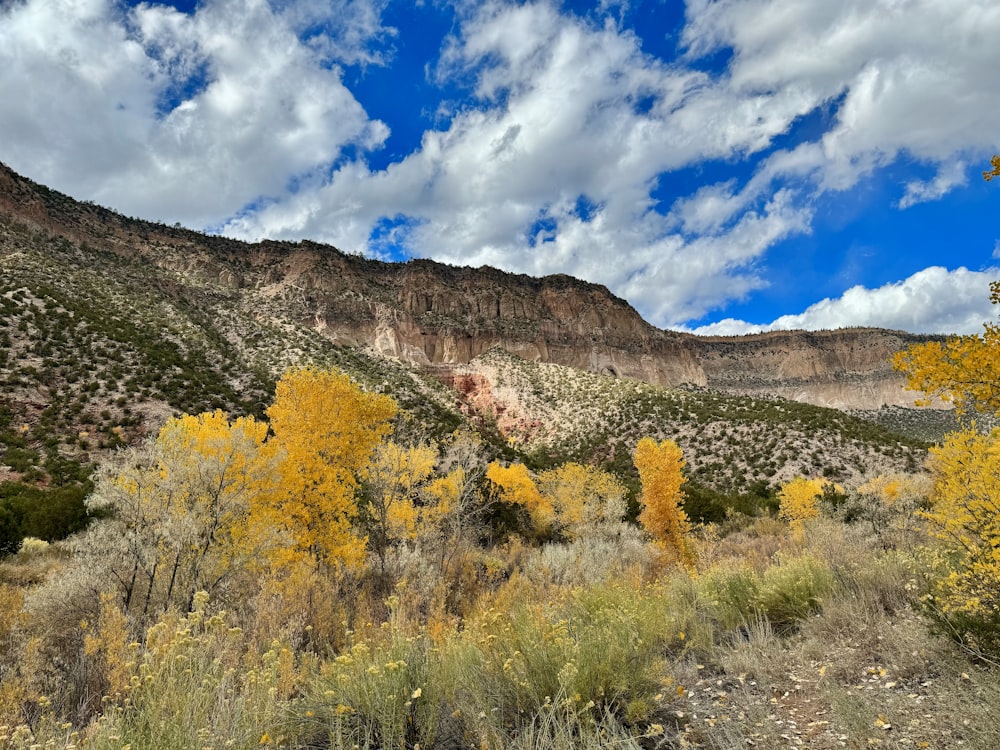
[0, 161, 937, 412]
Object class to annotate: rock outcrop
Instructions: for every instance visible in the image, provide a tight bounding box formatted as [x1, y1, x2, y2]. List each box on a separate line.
[0, 162, 938, 411]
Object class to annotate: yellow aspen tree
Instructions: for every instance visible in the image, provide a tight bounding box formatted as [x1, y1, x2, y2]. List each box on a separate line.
[361, 441, 438, 571]
[633, 437, 693, 566]
[535, 462, 627, 539]
[486, 461, 555, 535]
[263, 367, 397, 569]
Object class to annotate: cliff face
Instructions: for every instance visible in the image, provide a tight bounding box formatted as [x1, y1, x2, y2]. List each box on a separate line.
[0, 162, 935, 411]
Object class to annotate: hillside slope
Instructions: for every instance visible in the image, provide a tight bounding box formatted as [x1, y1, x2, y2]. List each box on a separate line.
[0, 162, 938, 411]
[0, 162, 942, 509]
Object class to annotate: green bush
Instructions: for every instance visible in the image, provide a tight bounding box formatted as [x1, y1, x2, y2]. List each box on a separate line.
[756, 553, 835, 630]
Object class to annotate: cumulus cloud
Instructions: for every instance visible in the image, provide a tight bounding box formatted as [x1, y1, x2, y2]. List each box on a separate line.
[226, 1, 821, 323]
[1, 0, 999, 332]
[0, 0, 391, 225]
[230, 0, 1000, 329]
[898, 162, 969, 209]
[689, 267, 999, 336]
[684, 0, 1000, 192]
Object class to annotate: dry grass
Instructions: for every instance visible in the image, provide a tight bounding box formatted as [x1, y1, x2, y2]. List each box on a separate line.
[1, 506, 998, 749]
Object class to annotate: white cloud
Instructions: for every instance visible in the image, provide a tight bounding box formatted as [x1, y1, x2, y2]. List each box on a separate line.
[898, 161, 969, 209]
[688, 267, 999, 336]
[0, 0, 391, 226]
[227, 1, 821, 325]
[684, 0, 1000, 193]
[2, 0, 999, 332]
[233, 0, 1000, 330]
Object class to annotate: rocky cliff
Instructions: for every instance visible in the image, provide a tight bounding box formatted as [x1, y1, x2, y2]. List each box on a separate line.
[0, 162, 935, 411]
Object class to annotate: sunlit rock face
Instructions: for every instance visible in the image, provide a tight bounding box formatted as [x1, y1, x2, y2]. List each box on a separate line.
[0, 161, 937, 412]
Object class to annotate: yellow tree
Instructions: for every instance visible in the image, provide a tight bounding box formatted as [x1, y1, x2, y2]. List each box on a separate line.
[777, 477, 826, 524]
[984, 155, 1000, 182]
[433, 429, 489, 545]
[893, 283, 1000, 416]
[923, 429, 1000, 655]
[87, 410, 272, 620]
[895, 271, 1000, 657]
[535, 462, 627, 539]
[486, 461, 555, 536]
[263, 367, 397, 570]
[361, 441, 438, 572]
[633, 437, 692, 565]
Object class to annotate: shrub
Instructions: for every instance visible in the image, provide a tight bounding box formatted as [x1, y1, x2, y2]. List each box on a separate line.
[756, 553, 835, 630]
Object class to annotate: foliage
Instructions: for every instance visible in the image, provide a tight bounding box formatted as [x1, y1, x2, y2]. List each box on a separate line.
[755, 553, 836, 630]
[633, 437, 692, 565]
[699, 553, 835, 632]
[361, 441, 439, 571]
[86, 410, 272, 620]
[777, 476, 829, 526]
[0, 482, 91, 557]
[895, 276, 1000, 659]
[535, 462, 627, 539]
[921, 429, 1000, 657]
[264, 367, 397, 569]
[86, 593, 301, 750]
[849, 473, 930, 545]
[486, 461, 553, 537]
[893, 282, 1000, 416]
[984, 154, 1000, 182]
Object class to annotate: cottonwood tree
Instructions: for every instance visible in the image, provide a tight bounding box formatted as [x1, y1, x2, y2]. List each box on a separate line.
[535, 462, 627, 540]
[360, 441, 437, 573]
[777, 477, 826, 524]
[893, 283, 1000, 417]
[895, 262, 1000, 657]
[486, 461, 554, 537]
[922, 429, 1000, 656]
[633, 437, 693, 566]
[263, 367, 397, 570]
[87, 411, 272, 620]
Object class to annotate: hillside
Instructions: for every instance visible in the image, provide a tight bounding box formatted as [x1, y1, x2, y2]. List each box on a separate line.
[2, 168, 998, 750]
[0, 162, 939, 407]
[0, 161, 954, 518]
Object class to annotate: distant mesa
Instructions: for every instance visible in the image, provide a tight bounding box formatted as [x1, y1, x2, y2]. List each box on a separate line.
[0, 161, 939, 412]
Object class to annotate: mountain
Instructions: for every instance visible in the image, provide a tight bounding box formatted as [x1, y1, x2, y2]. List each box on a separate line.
[0, 162, 945, 516]
[1, 161, 935, 406]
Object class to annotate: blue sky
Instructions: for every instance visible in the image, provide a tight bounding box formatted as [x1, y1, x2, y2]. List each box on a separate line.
[1, 0, 998, 335]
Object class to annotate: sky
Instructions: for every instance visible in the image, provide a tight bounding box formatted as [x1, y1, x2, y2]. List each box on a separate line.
[1, 0, 999, 336]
